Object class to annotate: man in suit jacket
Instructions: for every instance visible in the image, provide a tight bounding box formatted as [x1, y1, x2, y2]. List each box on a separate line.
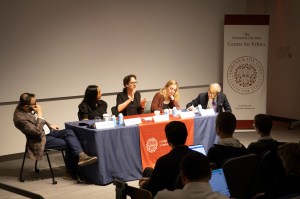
[13, 93, 98, 180]
[186, 83, 231, 113]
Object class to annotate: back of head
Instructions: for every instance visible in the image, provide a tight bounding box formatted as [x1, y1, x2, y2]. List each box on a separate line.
[216, 112, 236, 135]
[254, 114, 273, 136]
[165, 121, 187, 146]
[277, 142, 300, 176]
[181, 152, 211, 181]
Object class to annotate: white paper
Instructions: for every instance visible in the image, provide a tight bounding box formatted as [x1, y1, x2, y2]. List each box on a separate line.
[153, 114, 170, 122]
[180, 111, 195, 119]
[95, 121, 115, 129]
[124, 117, 142, 126]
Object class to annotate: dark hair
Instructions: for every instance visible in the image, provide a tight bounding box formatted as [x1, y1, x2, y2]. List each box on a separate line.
[254, 114, 273, 135]
[165, 121, 188, 146]
[216, 112, 236, 135]
[19, 93, 35, 107]
[181, 152, 211, 181]
[83, 85, 99, 108]
[278, 142, 300, 176]
[122, 74, 136, 92]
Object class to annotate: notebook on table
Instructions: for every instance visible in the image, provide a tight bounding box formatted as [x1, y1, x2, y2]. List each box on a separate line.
[209, 168, 231, 197]
[188, 144, 207, 156]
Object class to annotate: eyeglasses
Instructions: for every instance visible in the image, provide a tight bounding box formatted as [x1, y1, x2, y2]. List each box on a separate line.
[130, 81, 138, 85]
[28, 102, 37, 106]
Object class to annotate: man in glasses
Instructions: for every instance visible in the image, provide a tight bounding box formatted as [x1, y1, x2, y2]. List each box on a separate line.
[13, 92, 98, 181]
[186, 83, 231, 113]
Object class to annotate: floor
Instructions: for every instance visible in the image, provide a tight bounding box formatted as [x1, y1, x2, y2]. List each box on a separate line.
[0, 121, 299, 199]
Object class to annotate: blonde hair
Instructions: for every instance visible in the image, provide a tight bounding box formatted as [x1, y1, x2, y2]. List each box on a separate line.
[277, 142, 300, 176]
[159, 80, 179, 101]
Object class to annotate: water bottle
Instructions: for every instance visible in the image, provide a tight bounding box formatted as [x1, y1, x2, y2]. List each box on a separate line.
[111, 115, 117, 126]
[197, 104, 202, 112]
[172, 107, 177, 117]
[118, 113, 124, 125]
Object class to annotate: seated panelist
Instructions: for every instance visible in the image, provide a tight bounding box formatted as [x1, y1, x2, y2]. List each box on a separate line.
[186, 83, 231, 113]
[116, 74, 147, 116]
[78, 85, 108, 120]
[13, 93, 98, 181]
[150, 80, 180, 113]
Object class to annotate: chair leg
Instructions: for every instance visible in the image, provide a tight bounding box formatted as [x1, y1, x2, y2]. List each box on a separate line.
[45, 151, 57, 184]
[60, 150, 66, 167]
[35, 160, 39, 173]
[19, 149, 27, 182]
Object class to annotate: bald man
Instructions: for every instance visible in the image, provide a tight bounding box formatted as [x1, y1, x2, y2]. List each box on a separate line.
[186, 83, 231, 113]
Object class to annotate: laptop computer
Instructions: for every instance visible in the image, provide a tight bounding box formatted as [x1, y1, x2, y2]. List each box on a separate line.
[188, 144, 207, 156]
[209, 168, 231, 197]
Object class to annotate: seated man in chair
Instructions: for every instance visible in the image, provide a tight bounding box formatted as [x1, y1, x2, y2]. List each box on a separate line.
[207, 112, 249, 168]
[13, 93, 98, 181]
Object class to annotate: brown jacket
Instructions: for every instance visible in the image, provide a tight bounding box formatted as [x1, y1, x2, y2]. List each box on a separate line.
[150, 92, 180, 113]
[13, 106, 50, 160]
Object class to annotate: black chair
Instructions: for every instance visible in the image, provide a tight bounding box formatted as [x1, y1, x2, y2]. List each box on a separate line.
[19, 144, 67, 185]
[111, 106, 119, 117]
[113, 179, 152, 199]
[222, 153, 258, 199]
[251, 150, 285, 196]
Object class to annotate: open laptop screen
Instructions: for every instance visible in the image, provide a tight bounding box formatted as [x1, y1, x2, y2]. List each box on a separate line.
[209, 168, 231, 197]
[188, 144, 206, 156]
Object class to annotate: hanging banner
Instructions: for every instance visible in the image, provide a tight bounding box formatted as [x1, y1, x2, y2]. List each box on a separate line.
[223, 15, 269, 128]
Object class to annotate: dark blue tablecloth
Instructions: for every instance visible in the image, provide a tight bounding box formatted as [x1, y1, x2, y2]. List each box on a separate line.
[65, 114, 218, 185]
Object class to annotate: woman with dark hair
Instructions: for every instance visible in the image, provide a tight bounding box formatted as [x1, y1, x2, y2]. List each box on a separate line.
[116, 74, 147, 116]
[78, 85, 108, 120]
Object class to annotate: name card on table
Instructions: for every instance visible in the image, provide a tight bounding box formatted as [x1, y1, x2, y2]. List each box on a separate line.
[199, 109, 216, 116]
[124, 117, 142, 126]
[95, 121, 115, 129]
[180, 111, 195, 119]
[153, 114, 170, 123]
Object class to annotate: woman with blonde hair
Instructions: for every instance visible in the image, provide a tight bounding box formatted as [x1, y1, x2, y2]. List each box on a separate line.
[150, 80, 180, 113]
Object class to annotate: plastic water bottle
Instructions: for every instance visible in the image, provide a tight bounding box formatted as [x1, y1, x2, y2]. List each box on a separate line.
[118, 113, 124, 125]
[111, 115, 117, 126]
[172, 107, 177, 117]
[197, 104, 202, 112]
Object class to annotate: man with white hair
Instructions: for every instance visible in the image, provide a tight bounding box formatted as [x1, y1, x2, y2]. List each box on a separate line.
[186, 83, 231, 113]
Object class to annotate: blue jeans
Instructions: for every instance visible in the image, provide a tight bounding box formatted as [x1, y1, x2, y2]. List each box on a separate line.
[45, 129, 83, 173]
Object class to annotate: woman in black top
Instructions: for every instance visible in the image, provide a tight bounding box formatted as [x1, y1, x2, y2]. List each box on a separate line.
[116, 74, 147, 116]
[78, 85, 108, 120]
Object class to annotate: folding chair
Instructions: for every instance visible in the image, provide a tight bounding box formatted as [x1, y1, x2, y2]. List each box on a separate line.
[113, 179, 152, 199]
[19, 144, 67, 184]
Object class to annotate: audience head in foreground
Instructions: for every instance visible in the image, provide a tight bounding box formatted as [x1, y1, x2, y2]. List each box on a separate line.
[254, 142, 300, 199]
[139, 121, 192, 197]
[154, 152, 229, 199]
[207, 112, 248, 168]
[247, 114, 284, 155]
